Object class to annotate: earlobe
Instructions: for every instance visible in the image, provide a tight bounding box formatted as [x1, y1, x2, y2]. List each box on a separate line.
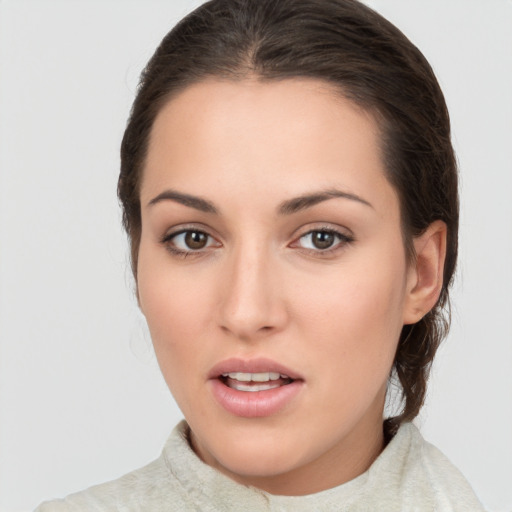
[403, 220, 447, 325]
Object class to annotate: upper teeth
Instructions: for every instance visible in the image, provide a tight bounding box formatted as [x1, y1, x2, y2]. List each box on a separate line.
[221, 372, 287, 382]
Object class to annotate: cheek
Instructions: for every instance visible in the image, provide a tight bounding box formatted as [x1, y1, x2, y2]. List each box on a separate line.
[137, 270, 216, 417]
[298, 251, 406, 324]
[292, 250, 407, 383]
[139, 277, 205, 341]
[136, 249, 215, 375]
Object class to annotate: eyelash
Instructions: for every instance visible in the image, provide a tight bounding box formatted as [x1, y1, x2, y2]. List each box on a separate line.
[160, 227, 354, 259]
[160, 228, 219, 258]
[293, 228, 354, 255]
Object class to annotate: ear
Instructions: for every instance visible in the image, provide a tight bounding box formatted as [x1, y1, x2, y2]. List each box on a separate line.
[403, 220, 447, 325]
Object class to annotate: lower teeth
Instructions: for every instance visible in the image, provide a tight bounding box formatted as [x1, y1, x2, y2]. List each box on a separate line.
[229, 382, 281, 392]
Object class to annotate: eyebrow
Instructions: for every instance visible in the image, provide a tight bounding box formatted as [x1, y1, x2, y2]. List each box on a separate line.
[147, 190, 218, 214]
[278, 189, 373, 215]
[147, 187, 372, 215]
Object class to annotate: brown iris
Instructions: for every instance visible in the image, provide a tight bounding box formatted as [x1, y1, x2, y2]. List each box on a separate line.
[311, 231, 335, 249]
[185, 231, 208, 249]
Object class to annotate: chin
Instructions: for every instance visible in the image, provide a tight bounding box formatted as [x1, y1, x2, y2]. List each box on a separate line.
[193, 422, 307, 478]
[217, 450, 305, 483]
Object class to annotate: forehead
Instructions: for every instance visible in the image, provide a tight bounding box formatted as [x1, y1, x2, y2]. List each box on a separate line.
[141, 78, 396, 215]
[146, 78, 379, 159]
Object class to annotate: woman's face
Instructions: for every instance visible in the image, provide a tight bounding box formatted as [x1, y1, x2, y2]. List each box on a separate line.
[137, 79, 418, 495]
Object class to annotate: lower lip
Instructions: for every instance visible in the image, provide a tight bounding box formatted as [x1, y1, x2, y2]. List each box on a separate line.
[209, 378, 303, 418]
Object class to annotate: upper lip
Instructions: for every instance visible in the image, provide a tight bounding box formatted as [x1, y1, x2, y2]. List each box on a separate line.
[208, 357, 303, 380]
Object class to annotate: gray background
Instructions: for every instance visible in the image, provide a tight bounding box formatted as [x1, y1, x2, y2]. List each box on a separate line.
[0, 1, 510, 510]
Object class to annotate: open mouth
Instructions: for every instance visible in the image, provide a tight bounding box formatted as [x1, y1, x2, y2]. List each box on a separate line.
[220, 372, 294, 392]
[209, 361, 303, 417]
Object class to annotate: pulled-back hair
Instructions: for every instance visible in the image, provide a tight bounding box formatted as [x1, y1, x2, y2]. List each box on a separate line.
[119, 0, 458, 431]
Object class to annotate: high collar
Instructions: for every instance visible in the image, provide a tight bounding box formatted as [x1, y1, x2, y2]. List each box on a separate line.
[161, 420, 416, 511]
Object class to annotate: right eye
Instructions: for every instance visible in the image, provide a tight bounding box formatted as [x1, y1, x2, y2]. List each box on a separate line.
[162, 229, 221, 256]
[172, 230, 211, 250]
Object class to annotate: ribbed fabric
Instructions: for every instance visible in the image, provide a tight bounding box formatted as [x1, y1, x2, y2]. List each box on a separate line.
[36, 421, 485, 511]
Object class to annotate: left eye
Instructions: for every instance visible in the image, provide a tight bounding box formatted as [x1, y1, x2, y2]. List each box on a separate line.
[296, 230, 347, 250]
[169, 230, 216, 251]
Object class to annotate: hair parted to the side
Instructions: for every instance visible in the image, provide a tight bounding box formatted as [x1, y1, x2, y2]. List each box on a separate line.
[119, 0, 458, 432]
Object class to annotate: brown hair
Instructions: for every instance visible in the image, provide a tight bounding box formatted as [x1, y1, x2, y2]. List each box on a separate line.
[119, 0, 458, 430]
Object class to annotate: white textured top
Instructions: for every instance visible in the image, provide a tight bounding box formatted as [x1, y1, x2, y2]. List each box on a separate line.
[36, 421, 485, 511]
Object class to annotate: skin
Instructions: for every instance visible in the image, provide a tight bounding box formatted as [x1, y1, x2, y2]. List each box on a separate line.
[137, 78, 446, 496]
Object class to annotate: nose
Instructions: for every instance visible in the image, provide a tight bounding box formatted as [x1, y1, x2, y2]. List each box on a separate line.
[217, 243, 288, 341]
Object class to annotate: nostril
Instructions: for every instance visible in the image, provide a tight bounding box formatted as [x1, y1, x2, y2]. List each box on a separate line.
[219, 320, 278, 340]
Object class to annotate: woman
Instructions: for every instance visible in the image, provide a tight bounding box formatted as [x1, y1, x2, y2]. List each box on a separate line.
[37, 0, 485, 509]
